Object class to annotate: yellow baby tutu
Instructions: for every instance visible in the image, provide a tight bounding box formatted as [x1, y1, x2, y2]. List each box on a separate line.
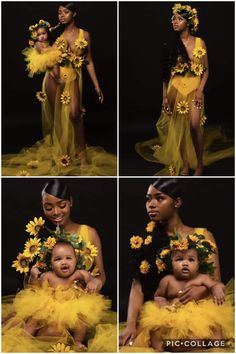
[22, 47, 61, 77]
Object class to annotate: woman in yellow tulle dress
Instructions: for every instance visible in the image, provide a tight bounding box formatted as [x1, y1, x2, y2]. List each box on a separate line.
[2, 179, 117, 352]
[135, 4, 233, 176]
[2, 3, 116, 176]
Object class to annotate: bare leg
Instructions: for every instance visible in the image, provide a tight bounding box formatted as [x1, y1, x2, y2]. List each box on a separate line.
[73, 325, 87, 349]
[190, 104, 204, 176]
[36, 325, 62, 337]
[150, 330, 164, 352]
[25, 318, 38, 336]
[45, 74, 58, 114]
[70, 79, 87, 164]
[180, 137, 189, 175]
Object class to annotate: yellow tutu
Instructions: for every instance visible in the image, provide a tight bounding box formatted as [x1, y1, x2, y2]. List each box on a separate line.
[22, 46, 61, 77]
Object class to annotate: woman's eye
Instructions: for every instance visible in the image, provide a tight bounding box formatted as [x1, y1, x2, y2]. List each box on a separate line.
[60, 204, 66, 209]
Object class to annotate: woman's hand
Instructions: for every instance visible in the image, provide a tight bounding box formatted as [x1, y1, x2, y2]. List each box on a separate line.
[119, 324, 137, 346]
[193, 89, 203, 109]
[95, 86, 104, 104]
[211, 283, 225, 305]
[178, 285, 208, 304]
[85, 277, 103, 293]
[162, 97, 172, 116]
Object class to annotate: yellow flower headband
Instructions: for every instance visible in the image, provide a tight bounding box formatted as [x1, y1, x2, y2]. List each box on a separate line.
[156, 233, 216, 274]
[28, 19, 51, 40]
[172, 3, 199, 33]
[12, 217, 98, 275]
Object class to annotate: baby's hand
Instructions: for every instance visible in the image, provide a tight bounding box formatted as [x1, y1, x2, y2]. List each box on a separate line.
[30, 264, 42, 279]
[211, 283, 225, 305]
[85, 278, 103, 293]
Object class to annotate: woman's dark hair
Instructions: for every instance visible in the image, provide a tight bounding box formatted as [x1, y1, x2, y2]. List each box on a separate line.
[152, 178, 182, 200]
[42, 179, 72, 201]
[59, 2, 77, 13]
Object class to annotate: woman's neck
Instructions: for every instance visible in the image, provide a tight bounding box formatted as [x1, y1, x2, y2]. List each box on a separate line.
[62, 219, 78, 233]
[64, 21, 77, 33]
[179, 28, 191, 41]
[164, 214, 185, 235]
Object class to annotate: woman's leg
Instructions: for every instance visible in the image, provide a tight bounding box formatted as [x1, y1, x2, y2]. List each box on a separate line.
[190, 104, 204, 175]
[45, 74, 57, 114]
[70, 79, 87, 164]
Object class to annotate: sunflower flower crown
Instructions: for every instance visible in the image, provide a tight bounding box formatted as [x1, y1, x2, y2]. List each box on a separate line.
[156, 233, 216, 275]
[12, 217, 99, 276]
[28, 19, 51, 47]
[172, 3, 199, 33]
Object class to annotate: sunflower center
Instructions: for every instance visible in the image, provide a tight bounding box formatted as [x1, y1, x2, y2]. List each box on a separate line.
[29, 245, 37, 252]
[20, 259, 28, 267]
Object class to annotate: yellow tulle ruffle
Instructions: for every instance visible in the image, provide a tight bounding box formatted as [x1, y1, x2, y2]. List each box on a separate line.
[2, 283, 117, 352]
[22, 47, 61, 77]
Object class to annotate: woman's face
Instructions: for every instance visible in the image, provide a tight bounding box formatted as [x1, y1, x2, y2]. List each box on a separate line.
[171, 13, 188, 32]
[51, 244, 77, 278]
[146, 184, 179, 222]
[42, 192, 72, 227]
[58, 6, 75, 25]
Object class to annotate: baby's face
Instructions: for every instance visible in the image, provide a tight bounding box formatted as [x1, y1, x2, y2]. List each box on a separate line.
[37, 27, 48, 43]
[172, 249, 199, 280]
[51, 244, 77, 278]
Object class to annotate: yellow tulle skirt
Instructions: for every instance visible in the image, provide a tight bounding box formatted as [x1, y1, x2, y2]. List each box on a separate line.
[135, 73, 234, 176]
[22, 47, 61, 77]
[2, 284, 117, 352]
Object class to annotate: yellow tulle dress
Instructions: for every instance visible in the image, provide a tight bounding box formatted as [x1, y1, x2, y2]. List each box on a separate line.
[135, 37, 234, 176]
[2, 225, 117, 352]
[2, 28, 117, 176]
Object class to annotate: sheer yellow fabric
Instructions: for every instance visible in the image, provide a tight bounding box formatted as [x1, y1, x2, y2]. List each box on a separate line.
[2, 224, 117, 352]
[2, 29, 117, 176]
[135, 37, 234, 176]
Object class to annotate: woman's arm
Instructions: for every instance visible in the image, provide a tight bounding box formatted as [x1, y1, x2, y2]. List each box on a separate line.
[195, 40, 209, 106]
[204, 230, 221, 281]
[119, 279, 144, 346]
[85, 227, 106, 292]
[84, 31, 103, 103]
[162, 82, 172, 115]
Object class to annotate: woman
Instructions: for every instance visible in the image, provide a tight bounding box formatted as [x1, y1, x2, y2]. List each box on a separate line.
[119, 178, 223, 350]
[2, 179, 117, 352]
[2, 2, 116, 176]
[135, 4, 233, 176]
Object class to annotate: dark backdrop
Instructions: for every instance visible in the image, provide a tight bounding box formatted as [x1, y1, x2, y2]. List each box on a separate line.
[119, 178, 234, 320]
[2, 1, 117, 154]
[120, 2, 234, 175]
[2, 178, 117, 311]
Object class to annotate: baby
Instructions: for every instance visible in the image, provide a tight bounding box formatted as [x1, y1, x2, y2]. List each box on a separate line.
[26, 240, 97, 349]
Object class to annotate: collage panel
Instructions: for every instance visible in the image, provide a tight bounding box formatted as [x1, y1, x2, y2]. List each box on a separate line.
[119, 177, 234, 352]
[120, 2, 234, 176]
[2, 1, 117, 177]
[2, 178, 117, 352]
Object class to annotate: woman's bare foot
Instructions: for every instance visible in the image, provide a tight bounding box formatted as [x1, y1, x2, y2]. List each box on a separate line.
[180, 165, 189, 176]
[74, 340, 87, 351]
[194, 166, 203, 176]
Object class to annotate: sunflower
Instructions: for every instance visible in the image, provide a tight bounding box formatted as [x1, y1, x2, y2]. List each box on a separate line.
[193, 46, 206, 59]
[176, 100, 189, 115]
[43, 237, 57, 250]
[91, 266, 100, 277]
[152, 144, 161, 151]
[59, 155, 71, 167]
[75, 38, 88, 50]
[170, 239, 189, 251]
[146, 221, 156, 233]
[139, 260, 150, 274]
[144, 235, 152, 245]
[27, 160, 39, 169]
[12, 253, 30, 273]
[200, 116, 207, 126]
[156, 258, 166, 273]
[48, 343, 75, 352]
[203, 240, 217, 252]
[73, 56, 84, 69]
[55, 37, 66, 50]
[16, 170, 30, 176]
[190, 63, 204, 76]
[130, 235, 143, 249]
[80, 242, 98, 258]
[60, 91, 71, 105]
[188, 235, 199, 242]
[159, 249, 171, 258]
[24, 237, 42, 259]
[36, 91, 47, 102]
[26, 216, 45, 236]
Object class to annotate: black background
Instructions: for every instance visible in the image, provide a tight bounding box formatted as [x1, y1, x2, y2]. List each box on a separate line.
[2, 1, 117, 154]
[2, 178, 117, 311]
[120, 2, 234, 175]
[119, 178, 234, 320]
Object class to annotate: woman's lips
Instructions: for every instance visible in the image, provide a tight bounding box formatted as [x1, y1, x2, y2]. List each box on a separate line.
[148, 211, 159, 216]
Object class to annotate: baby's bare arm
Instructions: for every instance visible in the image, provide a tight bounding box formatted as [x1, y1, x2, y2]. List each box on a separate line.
[154, 276, 171, 307]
